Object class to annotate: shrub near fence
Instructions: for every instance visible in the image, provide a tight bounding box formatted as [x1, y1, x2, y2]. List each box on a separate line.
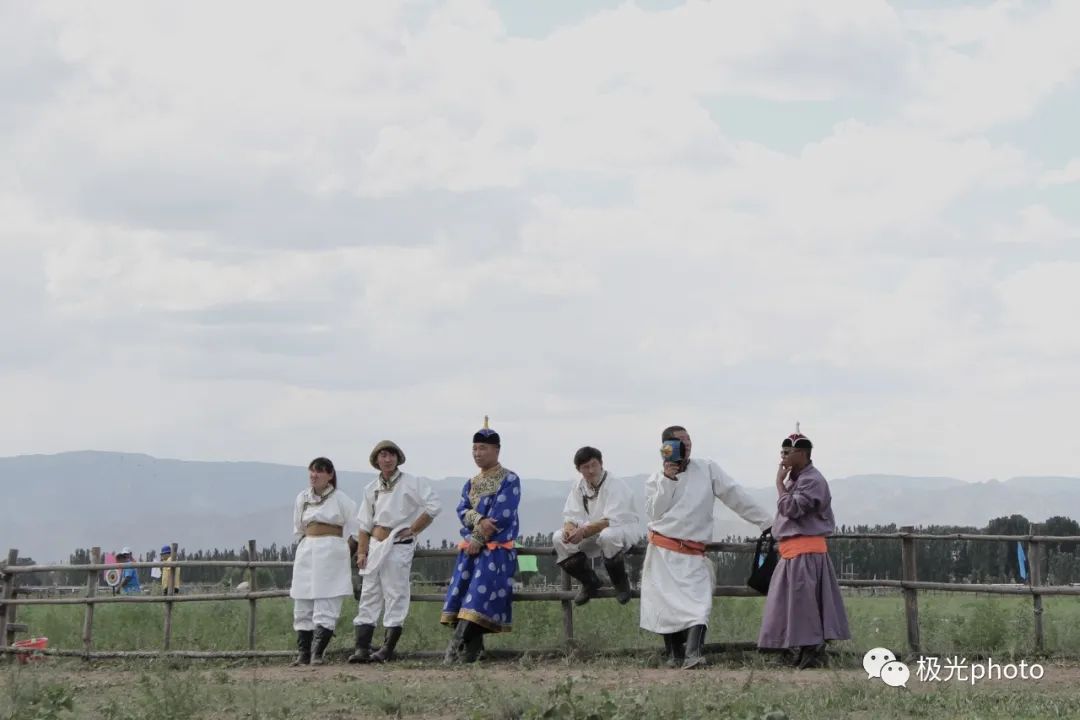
[3, 526, 1080, 660]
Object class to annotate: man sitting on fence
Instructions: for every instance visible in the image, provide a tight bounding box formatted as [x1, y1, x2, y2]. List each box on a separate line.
[348, 440, 441, 664]
[757, 430, 850, 669]
[640, 425, 773, 669]
[553, 446, 640, 606]
[440, 418, 521, 664]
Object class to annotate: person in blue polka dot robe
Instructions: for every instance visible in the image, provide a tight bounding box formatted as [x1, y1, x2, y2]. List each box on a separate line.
[440, 423, 521, 663]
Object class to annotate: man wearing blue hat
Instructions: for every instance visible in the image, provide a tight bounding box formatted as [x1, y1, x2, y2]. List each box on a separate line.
[440, 418, 522, 664]
[160, 545, 181, 595]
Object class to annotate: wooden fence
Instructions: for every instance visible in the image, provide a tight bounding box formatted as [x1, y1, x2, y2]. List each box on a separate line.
[2, 526, 1079, 660]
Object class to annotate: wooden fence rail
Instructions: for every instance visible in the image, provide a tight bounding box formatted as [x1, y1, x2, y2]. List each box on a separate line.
[0, 529, 1074, 660]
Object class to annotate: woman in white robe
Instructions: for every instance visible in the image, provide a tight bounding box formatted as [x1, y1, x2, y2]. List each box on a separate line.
[289, 457, 358, 666]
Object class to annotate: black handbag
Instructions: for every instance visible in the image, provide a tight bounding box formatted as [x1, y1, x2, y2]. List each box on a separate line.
[747, 529, 778, 595]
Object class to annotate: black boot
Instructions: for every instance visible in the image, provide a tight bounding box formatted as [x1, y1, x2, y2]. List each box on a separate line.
[662, 631, 687, 668]
[662, 634, 677, 668]
[347, 624, 375, 664]
[797, 643, 828, 670]
[558, 552, 602, 606]
[682, 625, 708, 669]
[370, 626, 403, 663]
[310, 625, 334, 665]
[290, 630, 313, 666]
[461, 622, 484, 663]
[443, 620, 468, 665]
[673, 630, 688, 667]
[603, 552, 632, 605]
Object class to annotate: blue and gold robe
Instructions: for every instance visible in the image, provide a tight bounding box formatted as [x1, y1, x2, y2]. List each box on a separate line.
[440, 466, 521, 632]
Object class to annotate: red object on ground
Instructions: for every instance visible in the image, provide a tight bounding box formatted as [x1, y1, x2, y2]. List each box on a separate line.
[13, 637, 48, 664]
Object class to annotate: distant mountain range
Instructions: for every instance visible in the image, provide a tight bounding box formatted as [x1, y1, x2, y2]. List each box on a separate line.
[2, 452, 1077, 562]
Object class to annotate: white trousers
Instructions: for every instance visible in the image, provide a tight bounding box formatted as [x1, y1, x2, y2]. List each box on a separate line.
[553, 526, 635, 563]
[293, 596, 345, 631]
[354, 542, 415, 628]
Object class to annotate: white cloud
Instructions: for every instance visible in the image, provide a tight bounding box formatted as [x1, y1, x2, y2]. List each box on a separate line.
[0, 0, 1077, 490]
[903, 0, 1028, 47]
[989, 204, 1080, 246]
[997, 262, 1080, 358]
[903, 0, 1080, 135]
[1040, 158, 1080, 187]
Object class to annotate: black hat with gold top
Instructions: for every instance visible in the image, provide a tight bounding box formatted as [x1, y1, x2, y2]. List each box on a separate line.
[472, 415, 501, 446]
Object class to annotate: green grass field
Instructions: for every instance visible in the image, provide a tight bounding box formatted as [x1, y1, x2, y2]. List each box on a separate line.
[5, 593, 1080, 719]
[12, 592, 1080, 658]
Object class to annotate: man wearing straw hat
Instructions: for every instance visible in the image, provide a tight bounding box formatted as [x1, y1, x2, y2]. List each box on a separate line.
[348, 440, 441, 663]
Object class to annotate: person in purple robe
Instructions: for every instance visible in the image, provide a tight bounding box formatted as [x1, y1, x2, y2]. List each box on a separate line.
[757, 430, 850, 669]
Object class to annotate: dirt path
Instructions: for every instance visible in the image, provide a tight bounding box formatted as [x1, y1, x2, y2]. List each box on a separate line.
[9, 662, 1080, 720]
[18, 660, 1080, 690]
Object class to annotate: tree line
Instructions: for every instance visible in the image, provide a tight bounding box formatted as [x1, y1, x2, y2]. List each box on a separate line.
[712, 514, 1080, 586]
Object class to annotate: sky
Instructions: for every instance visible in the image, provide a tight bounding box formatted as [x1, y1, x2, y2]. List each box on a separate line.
[2, 0, 1078, 487]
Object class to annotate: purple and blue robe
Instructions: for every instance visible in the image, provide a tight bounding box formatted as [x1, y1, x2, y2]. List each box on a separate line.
[440, 466, 521, 632]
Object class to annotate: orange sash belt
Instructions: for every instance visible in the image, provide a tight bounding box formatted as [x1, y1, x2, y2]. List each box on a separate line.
[647, 530, 706, 556]
[457, 539, 516, 551]
[779, 535, 827, 559]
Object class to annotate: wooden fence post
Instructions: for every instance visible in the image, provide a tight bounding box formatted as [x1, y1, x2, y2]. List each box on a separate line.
[900, 527, 920, 655]
[1029, 525, 1045, 654]
[559, 564, 574, 652]
[1, 549, 17, 657]
[163, 542, 179, 652]
[82, 547, 101, 659]
[247, 539, 258, 651]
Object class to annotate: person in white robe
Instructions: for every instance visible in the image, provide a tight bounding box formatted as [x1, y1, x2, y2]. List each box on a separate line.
[348, 440, 441, 663]
[553, 446, 641, 605]
[289, 457, 358, 666]
[640, 426, 772, 669]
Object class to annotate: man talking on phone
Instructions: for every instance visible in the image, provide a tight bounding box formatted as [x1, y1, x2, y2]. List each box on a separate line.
[640, 425, 773, 669]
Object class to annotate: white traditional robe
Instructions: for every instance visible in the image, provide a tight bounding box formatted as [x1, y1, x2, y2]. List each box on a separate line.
[639, 458, 772, 633]
[354, 471, 441, 627]
[290, 487, 358, 601]
[553, 472, 642, 562]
